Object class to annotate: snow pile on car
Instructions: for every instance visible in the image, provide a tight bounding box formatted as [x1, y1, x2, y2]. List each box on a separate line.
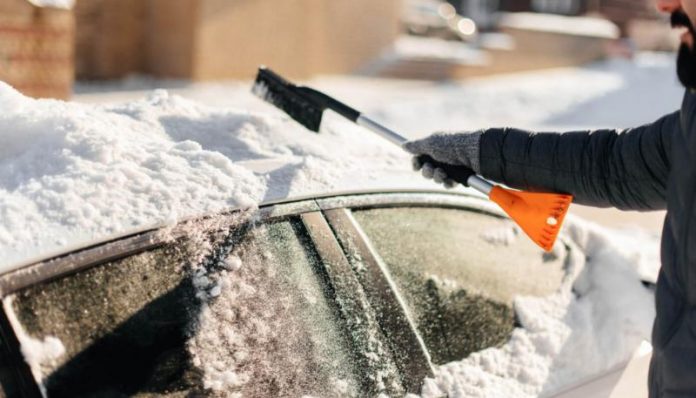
[0, 82, 410, 271]
[420, 215, 657, 398]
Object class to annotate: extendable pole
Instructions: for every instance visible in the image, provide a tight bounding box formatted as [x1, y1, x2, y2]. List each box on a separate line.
[253, 66, 572, 252]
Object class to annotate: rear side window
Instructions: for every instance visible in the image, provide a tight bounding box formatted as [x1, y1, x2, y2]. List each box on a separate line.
[351, 207, 566, 364]
[6, 218, 363, 397]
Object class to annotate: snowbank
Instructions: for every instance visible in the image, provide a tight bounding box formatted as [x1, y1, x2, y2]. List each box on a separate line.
[393, 36, 488, 64]
[0, 82, 412, 271]
[27, 0, 74, 9]
[499, 12, 619, 39]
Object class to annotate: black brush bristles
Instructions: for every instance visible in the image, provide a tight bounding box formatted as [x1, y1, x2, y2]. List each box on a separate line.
[252, 66, 362, 132]
[252, 67, 324, 132]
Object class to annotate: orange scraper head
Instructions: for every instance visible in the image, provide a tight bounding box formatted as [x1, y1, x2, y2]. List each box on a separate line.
[489, 186, 573, 252]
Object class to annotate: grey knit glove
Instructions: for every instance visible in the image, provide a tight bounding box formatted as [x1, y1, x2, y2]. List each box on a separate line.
[403, 131, 482, 188]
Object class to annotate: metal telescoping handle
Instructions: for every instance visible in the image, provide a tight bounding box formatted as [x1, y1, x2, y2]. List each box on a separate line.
[467, 175, 493, 195]
[356, 115, 494, 196]
[357, 115, 409, 147]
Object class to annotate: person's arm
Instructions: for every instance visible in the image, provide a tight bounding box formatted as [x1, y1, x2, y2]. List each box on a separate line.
[479, 111, 679, 210]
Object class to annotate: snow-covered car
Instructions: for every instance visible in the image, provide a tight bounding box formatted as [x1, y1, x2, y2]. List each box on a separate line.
[0, 189, 570, 397]
[0, 81, 656, 397]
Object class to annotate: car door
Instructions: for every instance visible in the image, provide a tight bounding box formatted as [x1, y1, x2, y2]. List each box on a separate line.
[0, 191, 572, 397]
[0, 200, 407, 397]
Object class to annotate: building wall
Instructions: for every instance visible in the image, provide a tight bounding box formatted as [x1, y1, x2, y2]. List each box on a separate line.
[595, 0, 658, 34]
[192, 0, 322, 80]
[74, 0, 145, 79]
[74, 0, 401, 80]
[0, 0, 74, 98]
[499, 0, 655, 18]
[146, 0, 198, 78]
[192, 0, 401, 80]
[498, 0, 657, 36]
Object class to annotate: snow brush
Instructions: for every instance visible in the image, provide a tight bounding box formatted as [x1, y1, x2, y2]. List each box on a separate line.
[252, 66, 572, 251]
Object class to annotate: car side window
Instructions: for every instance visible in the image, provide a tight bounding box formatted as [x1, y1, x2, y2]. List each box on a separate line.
[351, 207, 566, 365]
[6, 218, 364, 397]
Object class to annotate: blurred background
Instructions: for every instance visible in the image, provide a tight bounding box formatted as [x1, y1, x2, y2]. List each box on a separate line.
[0, 0, 675, 99]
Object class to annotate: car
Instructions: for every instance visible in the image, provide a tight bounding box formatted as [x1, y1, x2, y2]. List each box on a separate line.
[402, 0, 478, 41]
[0, 187, 572, 397]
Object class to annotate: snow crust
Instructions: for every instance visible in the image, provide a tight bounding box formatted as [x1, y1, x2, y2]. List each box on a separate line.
[480, 222, 520, 246]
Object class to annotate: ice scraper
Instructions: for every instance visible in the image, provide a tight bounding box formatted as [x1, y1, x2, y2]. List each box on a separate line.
[252, 66, 572, 252]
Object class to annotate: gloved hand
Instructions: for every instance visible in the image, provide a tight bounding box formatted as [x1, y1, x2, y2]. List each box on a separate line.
[402, 131, 482, 188]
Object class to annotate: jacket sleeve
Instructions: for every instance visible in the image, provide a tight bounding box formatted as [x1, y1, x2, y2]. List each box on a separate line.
[478, 111, 679, 210]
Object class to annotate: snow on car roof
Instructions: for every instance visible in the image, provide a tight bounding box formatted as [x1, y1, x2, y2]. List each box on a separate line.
[0, 82, 456, 272]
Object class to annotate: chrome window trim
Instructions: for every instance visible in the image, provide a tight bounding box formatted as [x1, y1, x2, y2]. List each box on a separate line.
[0, 232, 163, 298]
[316, 191, 500, 216]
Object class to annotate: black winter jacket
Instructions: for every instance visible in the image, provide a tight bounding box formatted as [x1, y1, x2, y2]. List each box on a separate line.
[478, 90, 694, 398]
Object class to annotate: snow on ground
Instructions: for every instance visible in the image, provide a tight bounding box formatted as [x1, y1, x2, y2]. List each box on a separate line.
[3, 52, 684, 396]
[27, 0, 75, 9]
[498, 12, 619, 39]
[74, 52, 683, 136]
